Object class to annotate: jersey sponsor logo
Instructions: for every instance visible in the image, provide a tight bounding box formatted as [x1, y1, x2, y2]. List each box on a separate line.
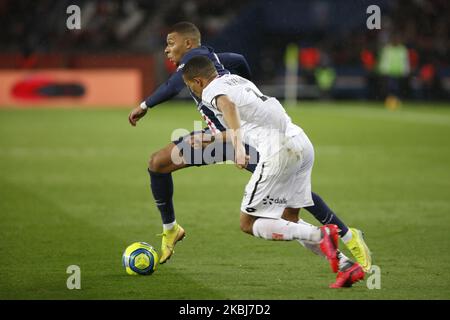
[262, 195, 287, 206]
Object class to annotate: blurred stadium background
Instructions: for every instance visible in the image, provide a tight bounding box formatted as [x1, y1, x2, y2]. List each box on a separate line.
[1, 0, 450, 300]
[0, 0, 449, 106]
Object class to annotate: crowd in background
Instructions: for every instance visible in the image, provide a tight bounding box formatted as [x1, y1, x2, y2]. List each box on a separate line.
[0, 0, 247, 53]
[0, 0, 448, 100]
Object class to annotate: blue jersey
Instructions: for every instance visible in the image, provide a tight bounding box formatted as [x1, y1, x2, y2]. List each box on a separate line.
[143, 46, 251, 133]
[177, 46, 229, 103]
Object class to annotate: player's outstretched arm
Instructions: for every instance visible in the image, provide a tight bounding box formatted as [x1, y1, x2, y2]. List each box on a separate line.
[128, 70, 186, 126]
[143, 71, 185, 109]
[216, 95, 249, 169]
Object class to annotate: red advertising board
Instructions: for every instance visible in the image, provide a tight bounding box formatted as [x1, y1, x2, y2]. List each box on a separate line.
[0, 69, 141, 107]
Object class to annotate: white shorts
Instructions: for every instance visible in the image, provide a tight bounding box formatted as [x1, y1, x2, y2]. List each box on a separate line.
[241, 133, 315, 218]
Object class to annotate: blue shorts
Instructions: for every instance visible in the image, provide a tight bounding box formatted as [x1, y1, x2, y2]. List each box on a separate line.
[172, 128, 259, 173]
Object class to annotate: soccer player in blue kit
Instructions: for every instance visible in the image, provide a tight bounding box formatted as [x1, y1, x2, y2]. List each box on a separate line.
[128, 22, 372, 278]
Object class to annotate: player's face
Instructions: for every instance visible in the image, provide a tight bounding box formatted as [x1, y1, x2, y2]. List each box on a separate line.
[165, 32, 189, 65]
[183, 76, 203, 97]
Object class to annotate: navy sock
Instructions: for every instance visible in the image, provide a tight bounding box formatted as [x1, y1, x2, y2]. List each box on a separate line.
[305, 192, 349, 237]
[148, 169, 175, 224]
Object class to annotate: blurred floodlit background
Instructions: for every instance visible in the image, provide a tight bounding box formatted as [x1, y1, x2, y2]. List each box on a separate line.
[0, 0, 448, 106]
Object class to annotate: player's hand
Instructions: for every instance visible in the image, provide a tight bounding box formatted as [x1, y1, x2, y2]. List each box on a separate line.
[128, 106, 147, 127]
[234, 145, 249, 169]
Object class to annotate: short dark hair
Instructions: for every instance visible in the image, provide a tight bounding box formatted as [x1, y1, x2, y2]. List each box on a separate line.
[169, 21, 201, 44]
[182, 56, 217, 80]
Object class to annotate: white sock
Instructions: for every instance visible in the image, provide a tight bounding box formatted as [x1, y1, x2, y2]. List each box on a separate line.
[297, 219, 324, 256]
[298, 239, 324, 256]
[163, 220, 176, 231]
[341, 229, 353, 244]
[252, 218, 322, 242]
[337, 251, 354, 271]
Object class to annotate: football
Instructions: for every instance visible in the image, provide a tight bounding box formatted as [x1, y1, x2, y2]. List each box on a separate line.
[122, 242, 159, 275]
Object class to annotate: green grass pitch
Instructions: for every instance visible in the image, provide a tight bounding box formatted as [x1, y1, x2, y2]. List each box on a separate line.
[1, 101, 449, 299]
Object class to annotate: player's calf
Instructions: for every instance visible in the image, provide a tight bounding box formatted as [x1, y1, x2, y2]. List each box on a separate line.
[247, 215, 339, 272]
[243, 212, 324, 243]
[281, 207, 300, 222]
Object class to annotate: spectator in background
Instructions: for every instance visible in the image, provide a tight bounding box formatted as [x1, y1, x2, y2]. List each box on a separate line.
[378, 34, 410, 109]
[361, 48, 379, 100]
[418, 59, 442, 101]
[299, 47, 321, 85]
[314, 49, 335, 99]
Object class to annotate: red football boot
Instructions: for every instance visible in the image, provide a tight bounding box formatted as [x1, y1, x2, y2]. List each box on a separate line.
[319, 224, 340, 273]
[330, 263, 365, 288]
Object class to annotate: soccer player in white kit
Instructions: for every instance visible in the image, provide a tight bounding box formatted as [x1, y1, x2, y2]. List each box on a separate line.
[182, 56, 365, 287]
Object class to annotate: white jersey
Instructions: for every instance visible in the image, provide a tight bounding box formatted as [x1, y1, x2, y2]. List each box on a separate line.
[202, 74, 304, 158]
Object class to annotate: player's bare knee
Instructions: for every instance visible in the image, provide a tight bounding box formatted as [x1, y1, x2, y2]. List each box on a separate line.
[148, 151, 165, 172]
[240, 220, 253, 235]
[240, 213, 256, 235]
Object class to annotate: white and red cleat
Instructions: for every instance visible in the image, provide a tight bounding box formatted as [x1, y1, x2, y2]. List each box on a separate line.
[319, 224, 340, 273]
[330, 262, 365, 288]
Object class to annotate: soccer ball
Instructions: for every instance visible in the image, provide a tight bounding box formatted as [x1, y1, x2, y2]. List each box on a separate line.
[122, 242, 159, 275]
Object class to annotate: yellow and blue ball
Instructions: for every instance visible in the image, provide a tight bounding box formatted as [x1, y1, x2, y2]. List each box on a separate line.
[122, 242, 159, 275]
